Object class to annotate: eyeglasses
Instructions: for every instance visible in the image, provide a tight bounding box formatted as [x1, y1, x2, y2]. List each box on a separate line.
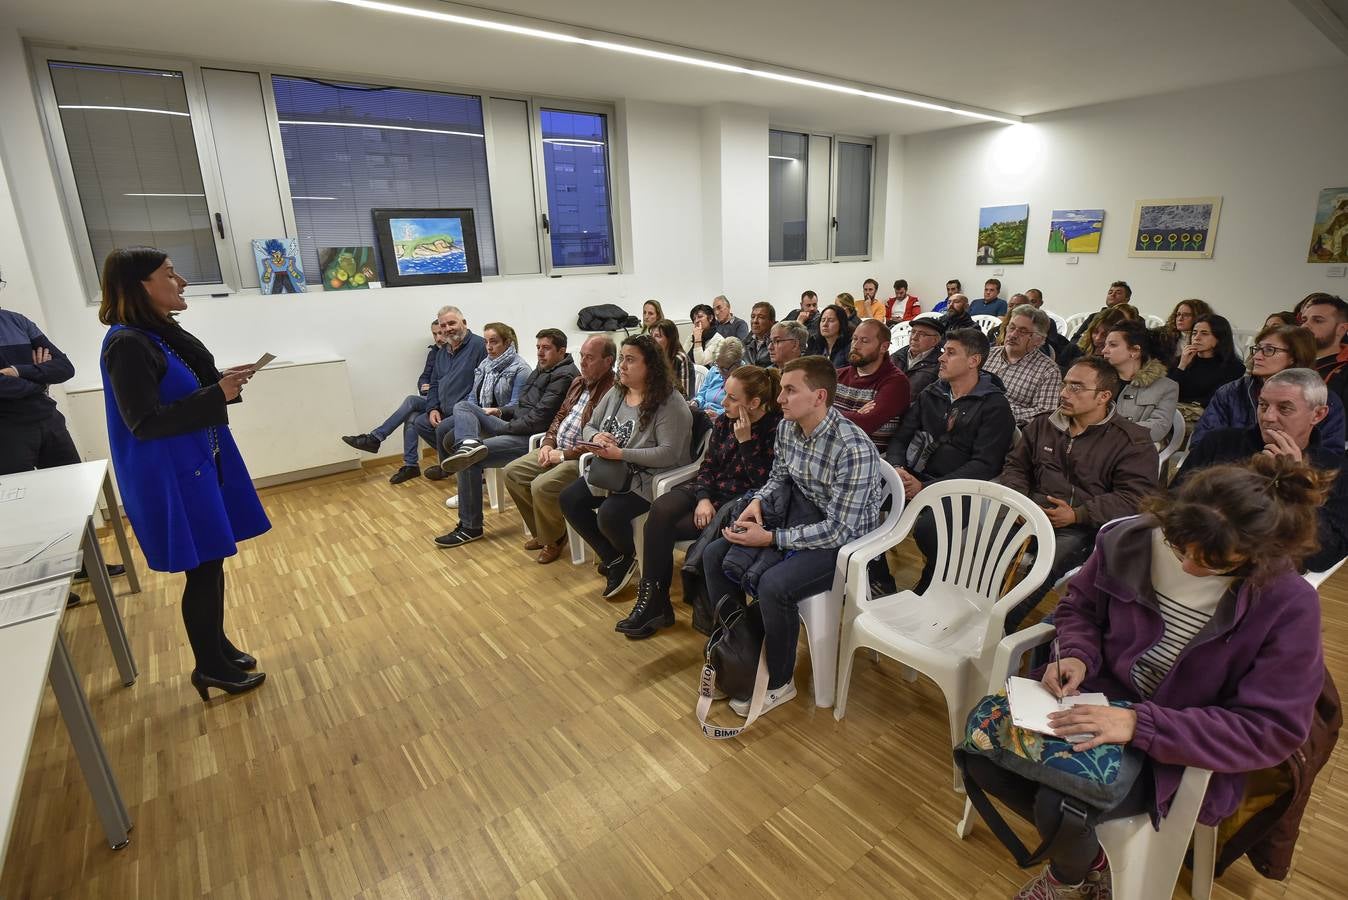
[1250, 344, 1290, 357]
[768, 337, 799, 346]
[1060, 381, 1103, 394]
[1005, 326, 1038, 337]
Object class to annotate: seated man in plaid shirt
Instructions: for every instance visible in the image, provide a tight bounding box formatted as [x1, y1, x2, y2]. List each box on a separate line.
[983, 304, 1062, 427]
[702, 355, 884, 719]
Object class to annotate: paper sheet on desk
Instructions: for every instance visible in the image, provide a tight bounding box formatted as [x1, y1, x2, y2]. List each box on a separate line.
[0, 552, 82, 593]
[0, 581, 67, 629]
[0, 532, 73, 568]
[1006, 675, 1109, 739]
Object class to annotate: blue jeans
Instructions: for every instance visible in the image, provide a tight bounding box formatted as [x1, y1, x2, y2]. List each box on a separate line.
[702, 538, 839, 689]
[456, 434, 532, 531]
[404, 411, 455, 466]
[452, 401, 513, 446]
[371, 394, 426, 442]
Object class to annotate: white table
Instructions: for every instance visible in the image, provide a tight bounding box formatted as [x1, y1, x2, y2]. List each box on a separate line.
[0, 460, 140, 685]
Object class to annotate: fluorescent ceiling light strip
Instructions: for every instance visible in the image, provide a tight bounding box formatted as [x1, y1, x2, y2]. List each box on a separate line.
[292, 195, 339, 200]
[328, 0, 1021, 125]
[768, 155, 796, 161]
[60, 104, 189, 117]
[278, 118, 483, 138]
[124, 192, 205, 197]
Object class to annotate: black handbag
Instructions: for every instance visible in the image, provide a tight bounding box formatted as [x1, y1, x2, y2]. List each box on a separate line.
[585, 457, 636, 493]
[696, 595, 768, 739]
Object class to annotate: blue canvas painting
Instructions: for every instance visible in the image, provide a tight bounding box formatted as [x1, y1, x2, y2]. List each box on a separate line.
[1048, 209, 1105, 253]
[389, 216, 468, 276]
[252, 237, 306, 294]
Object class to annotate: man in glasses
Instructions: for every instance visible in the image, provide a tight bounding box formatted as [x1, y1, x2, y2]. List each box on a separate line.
[891, 314, 944, 396]
[984, 305, 1062, 426]
[767, 320, 807, 368]
[996, 356, 1159, 629]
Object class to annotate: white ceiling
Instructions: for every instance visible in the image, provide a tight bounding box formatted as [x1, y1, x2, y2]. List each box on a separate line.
[6, 0, 1345, 135]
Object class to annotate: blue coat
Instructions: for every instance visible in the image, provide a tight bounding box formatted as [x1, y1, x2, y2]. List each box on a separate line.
[1192, 374, 1345, 453]
[100, 326, 269, 572]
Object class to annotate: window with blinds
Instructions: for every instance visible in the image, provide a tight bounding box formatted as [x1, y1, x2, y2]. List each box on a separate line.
[271, 75, 498, 280]
[47, 60, 223, 285]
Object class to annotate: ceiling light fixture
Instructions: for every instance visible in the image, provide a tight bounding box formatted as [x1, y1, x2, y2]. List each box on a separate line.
[291, 196, 340, 200]
[60, 105, 189, 117]
[328, 0, 1021, 125]
[278, 119, 484, 138]
[768, 155, 796, 161]
[124, 192, 205, 197]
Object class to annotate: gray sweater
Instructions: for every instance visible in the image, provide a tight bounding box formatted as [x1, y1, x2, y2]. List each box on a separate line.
[584, 388, 693, 499]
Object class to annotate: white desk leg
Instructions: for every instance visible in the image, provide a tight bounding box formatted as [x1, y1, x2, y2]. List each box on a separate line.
[101, 471, 141, 594]
[82, 519, 138, 686]
[48, 634, 132, 850]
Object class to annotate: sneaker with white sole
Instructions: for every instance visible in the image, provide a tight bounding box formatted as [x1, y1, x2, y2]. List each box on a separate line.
[445, 494, 459, 509]
[729, 680, 796, 718]
[601, 555, 638, 599]
[442, 440, 490, 474]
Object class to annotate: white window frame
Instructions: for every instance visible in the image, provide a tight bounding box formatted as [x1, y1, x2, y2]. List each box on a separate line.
[529, 98, 622, 277]
[30, 46, 245, 299]
[768, 126, 876, 266]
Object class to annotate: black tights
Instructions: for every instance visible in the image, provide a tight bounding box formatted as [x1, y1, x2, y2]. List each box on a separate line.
[182, 558, 246, 680]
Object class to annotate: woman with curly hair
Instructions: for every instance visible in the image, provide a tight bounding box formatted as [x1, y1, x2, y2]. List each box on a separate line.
[559, 334, 693, 600]
[1154, 298, 1213, 366]
[966, 454, 1332, 900]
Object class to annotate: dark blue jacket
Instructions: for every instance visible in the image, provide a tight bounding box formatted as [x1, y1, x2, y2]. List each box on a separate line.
[427, 332, 487, 413]
[418, 344, 438, 395]
[0, 308, 75, 425]
[1192, 374, 1345, 454]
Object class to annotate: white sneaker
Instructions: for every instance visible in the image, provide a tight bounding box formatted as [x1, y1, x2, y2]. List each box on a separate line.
[730, 680, 796, 718]
[444, 494, 459, 509]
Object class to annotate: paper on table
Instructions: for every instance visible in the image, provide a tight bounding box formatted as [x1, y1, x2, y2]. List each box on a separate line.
[0, 580, 68, 629]
[0, 531, 73, 568]
[1006, 675, 1109, 740]
[0, 552, 82, 592]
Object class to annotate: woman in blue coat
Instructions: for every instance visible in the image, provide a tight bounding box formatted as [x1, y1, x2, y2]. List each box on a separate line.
[98, 248, 270, 700]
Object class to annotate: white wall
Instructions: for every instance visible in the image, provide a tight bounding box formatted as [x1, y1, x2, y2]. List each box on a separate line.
[898, 64, 1348, 331]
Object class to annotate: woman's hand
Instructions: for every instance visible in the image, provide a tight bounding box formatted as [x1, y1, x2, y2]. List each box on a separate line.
[1042, 656, 1087, 699]
[732, 414, 752, 443]
[693, 498, 716, 529]
[592, 442, 623, 460]
[1049, 704, 1138, 752]
[690, 322, 704, 342]
[1177, 342, 1199, 370]
[218, 369, 251, 401]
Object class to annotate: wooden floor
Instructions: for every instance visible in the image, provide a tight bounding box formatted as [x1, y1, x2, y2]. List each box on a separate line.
[2, 461, 1346, 899]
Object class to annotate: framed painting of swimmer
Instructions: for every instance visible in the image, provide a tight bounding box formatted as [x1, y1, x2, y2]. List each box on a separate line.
[1127, 197, 1222, 259]
[372, 208, 482, 287]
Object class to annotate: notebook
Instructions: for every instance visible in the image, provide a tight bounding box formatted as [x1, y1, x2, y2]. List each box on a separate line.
[1006, 675, 1110, 741]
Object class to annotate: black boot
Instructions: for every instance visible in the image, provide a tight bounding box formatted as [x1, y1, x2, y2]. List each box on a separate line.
[616, 578, 674, 639]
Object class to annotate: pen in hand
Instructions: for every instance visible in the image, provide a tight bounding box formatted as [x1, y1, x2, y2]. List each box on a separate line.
[1050, 637, 1065, 709]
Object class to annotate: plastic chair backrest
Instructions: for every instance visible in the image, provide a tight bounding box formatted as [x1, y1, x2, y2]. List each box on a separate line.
[1304, 556, 1346, 590]
[1063, 311, 1091, 337]
[834, 463, 907, 597]
[693, 364, 708, 395]
[1144, 314, 1165, 329]
[1042, 309, 1068, 335]
[1156, 407, 1187, 472]
[891, 320, 912, 350]
[972, 314, 1002, 336]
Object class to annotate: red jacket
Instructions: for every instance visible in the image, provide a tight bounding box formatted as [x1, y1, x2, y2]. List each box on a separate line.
[885, 294, 921, 322]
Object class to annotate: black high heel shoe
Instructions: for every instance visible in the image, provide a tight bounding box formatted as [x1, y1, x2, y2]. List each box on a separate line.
[191, 669, 266, 701]
[229, 651, 258, 671]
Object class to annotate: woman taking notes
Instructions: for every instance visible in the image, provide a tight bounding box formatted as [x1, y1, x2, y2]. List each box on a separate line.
[98, 248, 270, 700]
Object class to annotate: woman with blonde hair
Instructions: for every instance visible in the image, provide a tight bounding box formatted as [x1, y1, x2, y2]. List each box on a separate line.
[641, 299, 664, 334]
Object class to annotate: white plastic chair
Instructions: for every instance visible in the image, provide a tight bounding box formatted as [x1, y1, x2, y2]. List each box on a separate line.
[1156, 408, 1187, 476]
[1042, 309, 1068, 336]
[526, 432, 588, 565]
[1304, 556, 1347, 590]
[1063, 311, 1091, 338]
[1145, 314, 1165, 329]
[954, 624, 1217, 900]
[693, 364, 708, 396]
[834, 480, 1056, 785]
[891, 320, 912, 350]
[972, 314, 1003, 337]
[791, 463, 905, 708]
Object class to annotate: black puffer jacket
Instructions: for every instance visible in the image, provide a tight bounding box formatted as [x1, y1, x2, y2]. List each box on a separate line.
[886, 371, 1016, 483]
[498, 354, 579, 435]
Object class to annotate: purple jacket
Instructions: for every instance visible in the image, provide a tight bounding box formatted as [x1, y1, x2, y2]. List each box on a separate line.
[1053, 516, 1322, 826]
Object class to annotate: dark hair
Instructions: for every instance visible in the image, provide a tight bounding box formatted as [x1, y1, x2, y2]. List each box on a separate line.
[1079, 304, 1139, 354]
[1067, 356, 1122, 402]
[894, 279, 908, 291]
[751, 301, 777, 322]
[1110, 280, 1133, 298]
[946, 278, 962, 290]
[1192, 314, 1238, 364]
[1142, 454, 1333, 581]
[651, 319, 683, 368]
[800, 290, 817, 301]
[536, 328, 567, 351]
[818, 304, 854, 343]
[1254, 324, 1317, 370]
[945, 327, 990, 368]
[1266, 311, 1298, 327]
[1163, 298, 1213, 337]
[619, 334, 675, 426]
[1303, 294, 1348, 323]
[782, 355, 838, 405]
[1295, 292, 1336, 319]
[727, 365, 781, 415]
[98, 247, 170, 327]
[689, 303, 714, 324]
[1105, 320, 1156, 365]
[863, 278, 879, 289]
[855, 318, 892, 344]
[984, 278, 1001, 290]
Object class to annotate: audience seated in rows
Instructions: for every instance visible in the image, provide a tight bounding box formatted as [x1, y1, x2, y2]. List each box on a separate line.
[743, 302, 775, 367]
[1167, 313, 1245, 412]
[559, 335, 694, 598]
[833, 319, 911, 454]
[433, 328, 579, 547]
[703, 356, 886, 718]
[1102, 320, 1179, 444]
[619, 366, 783, 640]
[768, 319, 808, 368]
[692, 337, 743, 417]
[886, 279, 920, 323]
[808, 303, 853, 369]
[795, 290, 821, 337]
[984, 304, 1061, 427]
[711, 295, 750, 342]
[939, 292, 975, 332]
[1155, 298, 1212, 368]
[890, 315, 944, 396]
[502, 336, 617, 563]
[969, 278, 1008, 318]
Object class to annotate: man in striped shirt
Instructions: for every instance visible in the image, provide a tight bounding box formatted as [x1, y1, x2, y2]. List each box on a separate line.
[704, 356, 884, 719]
[834, 319, 912, 454]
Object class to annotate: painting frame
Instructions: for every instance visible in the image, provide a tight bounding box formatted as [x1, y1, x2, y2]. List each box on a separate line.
[1047, 209, 1105, 254]
[1307, 187, 1348, 264]
[372, 208, 482, 287]
[317, 245, 378, 291]
[976, 203, 1029, 266]
[1127, 196, 1222, 259]
[251, 237, 307, 294]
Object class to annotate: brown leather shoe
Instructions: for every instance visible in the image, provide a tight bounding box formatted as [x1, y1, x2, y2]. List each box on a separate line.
[536, 536, 567, 564]
[523, 537, 544, 552]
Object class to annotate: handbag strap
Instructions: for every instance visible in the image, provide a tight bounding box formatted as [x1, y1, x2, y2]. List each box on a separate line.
[696, 644, 768, 740]
[957, 752, 1095, 868]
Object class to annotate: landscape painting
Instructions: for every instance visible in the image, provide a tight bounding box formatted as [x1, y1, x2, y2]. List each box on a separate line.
[976, 203, 1029, 265]
[372, 208, 482, 286]
[317, 246, 377, 291]
[1307, 187, 1348, 263]
[1128, 196, 1222, 258]
[1047, 209, 1105, 253]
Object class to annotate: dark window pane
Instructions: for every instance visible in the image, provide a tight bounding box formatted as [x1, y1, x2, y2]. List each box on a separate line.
[836, 141, 873, 257]
[768, 129, 808, 263]
[540, 109, 614, 268]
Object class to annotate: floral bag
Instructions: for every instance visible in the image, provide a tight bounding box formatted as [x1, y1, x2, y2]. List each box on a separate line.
[954, 691, 1145, 867]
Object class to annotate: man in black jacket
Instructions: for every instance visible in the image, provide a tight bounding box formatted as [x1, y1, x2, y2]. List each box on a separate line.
[886, 327, 1016, 591]
[434, 329, 579, 546]
[938, 293, 975, 332]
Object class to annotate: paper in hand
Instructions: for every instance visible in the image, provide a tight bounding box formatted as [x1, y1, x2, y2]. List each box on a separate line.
[1006, 675, 1109, 741]
[252, 353, 277, 371]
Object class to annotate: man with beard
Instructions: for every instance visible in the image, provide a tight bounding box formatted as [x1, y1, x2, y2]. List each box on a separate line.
[833, 319, 911, 454]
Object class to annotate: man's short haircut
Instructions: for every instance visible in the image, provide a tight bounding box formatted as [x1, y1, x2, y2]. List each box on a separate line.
[985, 278, 1002, 291]
[1009, 292, 1028, 304]
[863, 278, 879, 289]
[772, 320, 809, 345]
[713, 294, 730, 308]
[536, 328, 567, 350]
[1304, 294, 1348, 324]
[782, 355, 838, 405]
[1110, 280, 1132, 298]
[945, 327, 990, 368]
[801, 290, 817, 301]
[716, 336, 745, 369]
[1010, 304, 1049, 337]
[1026, 288, 1043, 301]
[751, 300, 777, 322]
[1265, 368, 1329, 409]
[894, 279, 908, 291]
[1070, 356, 1122, 402]
[437, 305, 459, 318]
[586, 334, 618, 362]
[855, 318, 892, 344]
[946, 278, 962, 290]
